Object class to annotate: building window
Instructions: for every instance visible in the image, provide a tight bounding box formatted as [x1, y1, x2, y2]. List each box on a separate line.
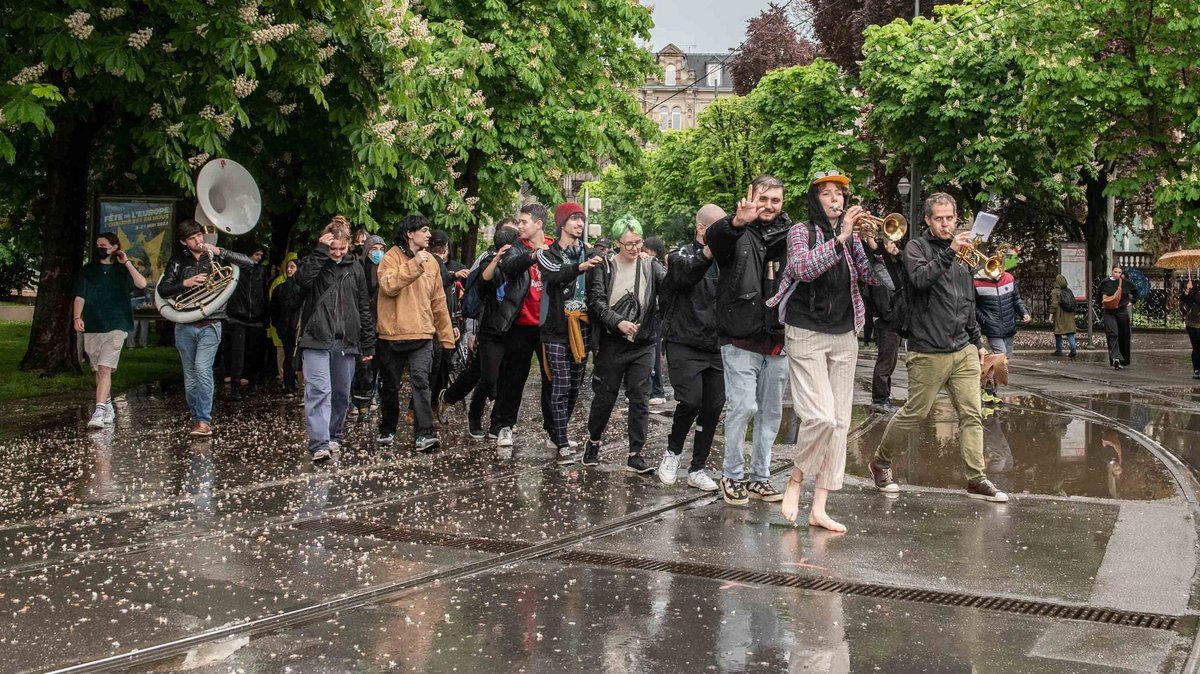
[664, 65, 677, 86]
[659, 106, 669, 131]
[671, 106, 682, 131]
[706, 63, 722, 87]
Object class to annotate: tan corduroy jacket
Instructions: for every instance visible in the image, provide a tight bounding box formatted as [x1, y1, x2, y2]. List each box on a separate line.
[376, 246, 455, 348]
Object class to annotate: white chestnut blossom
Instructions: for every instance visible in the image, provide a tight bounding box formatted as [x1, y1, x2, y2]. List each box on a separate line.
[238, 2, 259, 23]
[479, 43, 496, 53]
[279, 103, 297, 115]
[9, 62, 47, 86]
[195, 24, 209, 38]
[162, 42, 176, 53]
[149, 103, 162, 119]
[319, 72, 334, 86]
[362, 189, 377, 204]
[316, 45, 338, 61]
[233, 75, 258, 98]
[127, 28, 153, 50]
[64, 11, 93, 40]
[98, 7, 125, 20]
[251, 23, 297, 45]
[400, 58, 418, 74]
[416, 189, 427, 199]
[188, 153, 211, 168]
[166, 123, 182, 137]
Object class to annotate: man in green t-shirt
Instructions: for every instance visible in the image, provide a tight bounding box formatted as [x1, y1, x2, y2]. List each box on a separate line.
[74, 233, 148, 429]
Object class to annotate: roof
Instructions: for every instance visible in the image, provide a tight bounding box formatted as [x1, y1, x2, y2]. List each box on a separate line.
[652, 44, 734, 89]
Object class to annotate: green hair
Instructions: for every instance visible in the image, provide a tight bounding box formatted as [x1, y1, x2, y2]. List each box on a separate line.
[609, 214, 643, 240]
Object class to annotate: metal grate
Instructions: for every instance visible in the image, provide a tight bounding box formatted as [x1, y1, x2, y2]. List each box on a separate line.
[290, 517, 532, 554]
[554, 550, 1180, 632]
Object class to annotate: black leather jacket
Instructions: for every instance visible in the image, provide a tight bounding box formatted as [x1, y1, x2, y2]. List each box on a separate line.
[158, 247, 255, 321]
[663, 240, 719, 352]
[227, 264, 270, 326]
[904, 232, 985, 354]
[478, 241, 536, 338]
[586, 253, 667, 348]
[294, 244, 375, 356]
[705, 213, 792, 341]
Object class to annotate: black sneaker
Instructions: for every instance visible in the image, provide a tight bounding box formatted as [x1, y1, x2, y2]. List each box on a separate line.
[626, 453, 654, 474]
[556, 446, 575, 466]
[581, 439, 601, 466]
[747, 480, 784, 502]
[719, 477, 749, 506]
[967, 478, 1009, 502]
[1068, 350, 1077, 359]
[468, 418, 486, 439]
[415, 435, 440, 453]
[1194, 370, 1200, 380]
[869, 460, 900, 493]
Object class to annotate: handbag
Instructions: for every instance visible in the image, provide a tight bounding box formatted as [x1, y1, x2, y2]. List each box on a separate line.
[609, 257, 643, 325]
[1102, 277, 1122, 311]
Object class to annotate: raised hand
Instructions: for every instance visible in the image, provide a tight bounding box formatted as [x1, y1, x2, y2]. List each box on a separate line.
[732, 184, 764, 227]
[318, 232, 336, 247]
[951, 231, 973, 253]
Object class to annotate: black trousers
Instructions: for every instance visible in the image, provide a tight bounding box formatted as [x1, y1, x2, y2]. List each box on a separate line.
[1188, 327, 1200, 372]
[872, 323, 901, 404]
[1103, 307, 1132, 365]
[445, 343, 482, 405]
[588, 334, 654, 454]
[665, 342, 724, 471]
[378, 339, 434, 436]
[351, 354, 378, 408]
[279, 328, 298, 392]
[468, 336, 504, 423]
[223, 322, 266, 385]
[430, 344, 455, 403]
[490, 324, 552, 434]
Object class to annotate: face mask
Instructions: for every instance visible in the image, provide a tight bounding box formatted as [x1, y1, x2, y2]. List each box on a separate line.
[94, 247, 112, 261]
[369, 250, 384, 265]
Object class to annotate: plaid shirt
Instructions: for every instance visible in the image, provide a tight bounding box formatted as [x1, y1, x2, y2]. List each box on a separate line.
[766, 222, 877, 333]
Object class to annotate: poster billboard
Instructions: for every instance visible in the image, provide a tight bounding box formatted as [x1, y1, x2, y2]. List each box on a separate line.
[1059, 242, 1088, 302]
[95, 197, 176, 283]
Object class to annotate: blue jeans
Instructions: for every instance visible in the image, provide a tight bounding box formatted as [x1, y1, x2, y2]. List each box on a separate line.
[175, 322, 222, 423]
[1054, 333, 1077, 354]
[720, 344, 787, 483]
[302, 341, 357, 454]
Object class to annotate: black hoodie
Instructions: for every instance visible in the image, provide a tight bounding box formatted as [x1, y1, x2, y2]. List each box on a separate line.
[782, 183, 854, 334]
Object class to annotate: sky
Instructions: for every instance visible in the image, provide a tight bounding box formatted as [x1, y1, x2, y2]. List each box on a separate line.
[646, 0, 779, 54]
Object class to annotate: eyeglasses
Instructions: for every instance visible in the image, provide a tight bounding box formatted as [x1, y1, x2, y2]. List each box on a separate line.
[617, 239, 643, 250]
[813, 170, 841, 180]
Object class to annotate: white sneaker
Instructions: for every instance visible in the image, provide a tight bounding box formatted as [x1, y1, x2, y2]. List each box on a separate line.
[544, 435, 579, 450]
[87, 407, 106, 430]
[496, 427, 514, 447]
[328, 440, 341, 454]
[102, 401, 115, 424]
[687, 470, 719, 492]
[649, 397, 667, 405]
[657, 452, 681, 485]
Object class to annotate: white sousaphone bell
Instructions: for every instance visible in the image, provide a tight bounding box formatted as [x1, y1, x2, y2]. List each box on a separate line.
[154, 158, 262, 323]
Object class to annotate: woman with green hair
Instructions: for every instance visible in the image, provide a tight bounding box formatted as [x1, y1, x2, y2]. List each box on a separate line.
[581, 215, 667, 473]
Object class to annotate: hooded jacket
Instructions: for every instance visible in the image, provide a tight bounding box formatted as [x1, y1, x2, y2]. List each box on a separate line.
[360, 234, 386, 303]
[663, 239, 720, 351]
[705, 212, 791, 342]
[974, 270, 1029, 339]
[294, 244, 375, 356]
[904, 231, 986, 354]
[1052, 274, 1078, 335]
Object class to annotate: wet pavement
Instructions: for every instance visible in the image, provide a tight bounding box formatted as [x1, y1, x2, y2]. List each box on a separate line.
[1, 345, 1198, 672]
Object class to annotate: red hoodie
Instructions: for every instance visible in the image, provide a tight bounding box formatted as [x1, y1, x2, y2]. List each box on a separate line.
[515, 234, 555, 327]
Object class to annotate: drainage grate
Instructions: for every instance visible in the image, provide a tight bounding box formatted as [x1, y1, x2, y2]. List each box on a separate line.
[554, 550, 1180, 632]
[291, 518, 532, 554]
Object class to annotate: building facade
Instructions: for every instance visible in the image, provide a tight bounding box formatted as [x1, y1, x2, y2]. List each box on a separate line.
[638, 44, 737, 133]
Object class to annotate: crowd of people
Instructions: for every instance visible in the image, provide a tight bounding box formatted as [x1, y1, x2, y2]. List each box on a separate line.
[75, 171, 1076, 533]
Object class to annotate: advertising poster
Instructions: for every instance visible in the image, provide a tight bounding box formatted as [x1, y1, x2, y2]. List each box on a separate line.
[1059, 242, 1088, 302]
[96, 196, 176, 312]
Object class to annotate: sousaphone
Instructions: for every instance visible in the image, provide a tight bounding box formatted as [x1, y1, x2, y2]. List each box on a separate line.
[154, 158, 262, 323]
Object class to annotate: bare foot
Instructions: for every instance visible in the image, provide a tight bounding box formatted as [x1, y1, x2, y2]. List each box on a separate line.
[808, 510, 847, 533]
[780, 469, 804, 522]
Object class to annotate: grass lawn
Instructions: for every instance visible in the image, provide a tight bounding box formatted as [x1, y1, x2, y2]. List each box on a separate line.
[0, 321, 180, 402]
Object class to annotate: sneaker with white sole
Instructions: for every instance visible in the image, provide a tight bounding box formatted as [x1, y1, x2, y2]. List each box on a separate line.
[87, 406, 106, 429]
[544, 435, 579, 450]
[311, 447, 331, 462]
[687, 470, 719, 492]
[556, 446, 575, 465]
[719, 477, 749, 505]
[496, 427, 513, 447]
[102, 400, 114, 424]
[747, 480, 784, 502]
[377, 432, 395, 446]
[328, 440, 341, 454]
[656, 452, 681, 485]
[967, 478, 1009, 503]
[468, 418, 486, 439]
[415, 435, 440, 453]
[648, 397, 667, 405]
[626, 453, 654, 474]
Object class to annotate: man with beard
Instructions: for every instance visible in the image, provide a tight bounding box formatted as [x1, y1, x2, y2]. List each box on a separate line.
[706, 176, 792, 506]
[537, 203, 604, 464]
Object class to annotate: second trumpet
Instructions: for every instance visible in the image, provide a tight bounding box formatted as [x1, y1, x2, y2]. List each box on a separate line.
[857, 212, 908, 242]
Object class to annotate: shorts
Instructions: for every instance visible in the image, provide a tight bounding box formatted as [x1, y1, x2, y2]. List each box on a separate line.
[83, 330, 127, 370]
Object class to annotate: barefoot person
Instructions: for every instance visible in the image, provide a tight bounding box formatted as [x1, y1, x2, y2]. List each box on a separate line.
[767, 170, 878, 532]
[868, 193, 1008, 503]
[75, 233, 148, 429]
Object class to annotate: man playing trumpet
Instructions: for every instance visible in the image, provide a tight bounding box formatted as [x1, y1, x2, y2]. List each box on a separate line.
[868, 193, 1008, 503]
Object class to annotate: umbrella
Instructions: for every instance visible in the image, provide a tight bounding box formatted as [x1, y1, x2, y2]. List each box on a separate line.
[1124, 267, 1151, 301]
[1156, 250, 1200, 278]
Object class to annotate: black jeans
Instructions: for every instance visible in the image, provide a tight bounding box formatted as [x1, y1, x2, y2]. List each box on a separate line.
[430, 344, 455, 403]
[445, 343, 482, 406]
[665, 342, 725, 471]
[1103, 307, 1132, 365]
[490, 324, 552, 435]
[279, 328, 298, 392]
[223, 322, 266, 385]
[1189, 327, 1200, 372]
[650, 325, 666, 398]
[588, 334, 654, 455]
[468, 335, 504, 424]
[378, 339, 434, 436]
[872, 323, 901, 404]
[351, 354, 378, 408]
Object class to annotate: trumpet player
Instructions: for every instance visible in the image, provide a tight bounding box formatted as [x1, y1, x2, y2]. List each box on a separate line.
[158, 219, 255, 437]
[766, 169, 879, 532]
[869, 193, 1008, 503]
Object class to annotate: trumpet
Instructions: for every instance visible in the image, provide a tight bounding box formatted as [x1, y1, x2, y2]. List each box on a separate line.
[857, 212, 908, 242]
[956, 235, 1010, 281]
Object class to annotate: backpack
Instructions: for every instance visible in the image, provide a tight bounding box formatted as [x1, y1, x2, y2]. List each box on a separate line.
[869, 251, 911, 338]
[1058, 288, 1077, 313]
[459, 256, 488, 320]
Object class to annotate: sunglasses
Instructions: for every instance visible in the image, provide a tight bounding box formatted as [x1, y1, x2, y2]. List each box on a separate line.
[813, 170, 842, 180]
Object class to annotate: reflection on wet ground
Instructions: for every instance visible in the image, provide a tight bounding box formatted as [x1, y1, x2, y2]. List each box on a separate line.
[846, 399, 1179, 500]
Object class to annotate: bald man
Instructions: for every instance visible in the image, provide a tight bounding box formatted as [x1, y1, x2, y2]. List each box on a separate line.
[655, 204, 727, 491]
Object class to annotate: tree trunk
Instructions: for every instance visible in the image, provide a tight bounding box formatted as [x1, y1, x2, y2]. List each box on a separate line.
[20, 113, 104, 374]
[458, 148, 485, 265]
[267, 204, 302, 266]
[1082, 168, 1111, 270]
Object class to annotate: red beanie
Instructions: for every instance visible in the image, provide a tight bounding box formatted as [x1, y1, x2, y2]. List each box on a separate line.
[554, 202, 585, 230]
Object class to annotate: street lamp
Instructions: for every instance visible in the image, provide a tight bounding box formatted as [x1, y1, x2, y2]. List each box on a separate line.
[897, 177, 911, 197]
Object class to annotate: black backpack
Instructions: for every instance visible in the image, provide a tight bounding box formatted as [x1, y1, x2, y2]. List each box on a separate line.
[869, 251, 911, 338]
[458, 256, 488, 320]
[1058, 288, 1077, 312]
